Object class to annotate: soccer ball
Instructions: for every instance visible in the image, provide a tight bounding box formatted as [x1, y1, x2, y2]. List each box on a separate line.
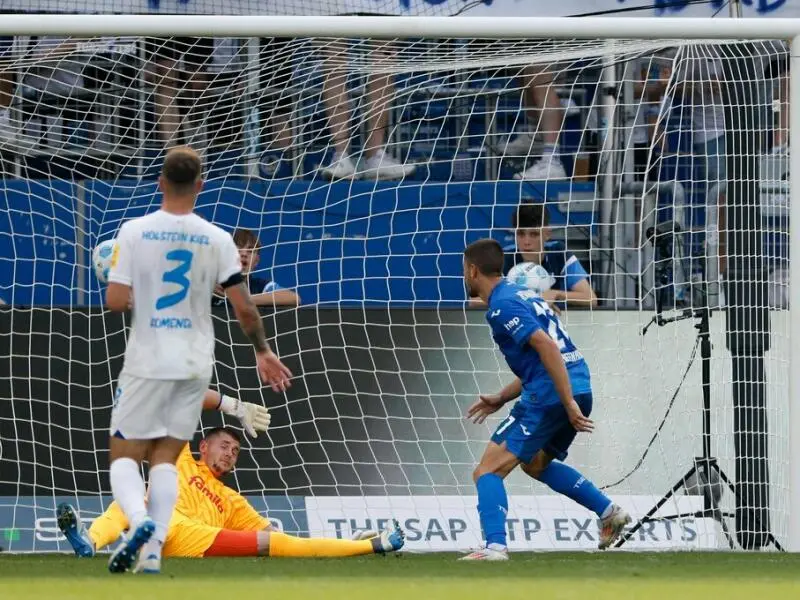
[506, 262, 555, 294]
[92, 239, 117, 284]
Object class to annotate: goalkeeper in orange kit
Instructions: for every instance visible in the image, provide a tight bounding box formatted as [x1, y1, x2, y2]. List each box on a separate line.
[57, 390, 404, 561]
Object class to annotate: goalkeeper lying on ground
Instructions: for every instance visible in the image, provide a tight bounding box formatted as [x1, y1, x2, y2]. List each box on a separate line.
[57, 390, 404, 559]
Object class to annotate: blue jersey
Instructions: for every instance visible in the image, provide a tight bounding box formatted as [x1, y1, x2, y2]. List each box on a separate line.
[486, 279, 591, 405]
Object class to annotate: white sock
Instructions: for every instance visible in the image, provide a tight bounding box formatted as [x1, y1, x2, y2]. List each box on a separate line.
[147, 462, 178, 546]
[109, 457, 148, 529]
[542, 143, 559, 156]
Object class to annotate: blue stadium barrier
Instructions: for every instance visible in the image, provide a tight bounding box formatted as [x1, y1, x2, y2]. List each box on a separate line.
[0, 179, 595, 307]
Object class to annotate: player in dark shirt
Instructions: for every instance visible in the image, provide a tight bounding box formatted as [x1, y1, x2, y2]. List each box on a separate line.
[212, 229, 300, 308]
[505, 203, 597, 308]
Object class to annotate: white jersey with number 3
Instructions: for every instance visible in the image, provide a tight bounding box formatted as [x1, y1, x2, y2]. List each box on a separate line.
[108, 209, 241, 380]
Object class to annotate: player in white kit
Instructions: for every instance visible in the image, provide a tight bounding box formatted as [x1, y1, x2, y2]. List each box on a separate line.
[104, 146, 292, 575]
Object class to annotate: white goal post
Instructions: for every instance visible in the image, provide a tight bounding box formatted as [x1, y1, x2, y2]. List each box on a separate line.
[0, 14, 798, 553]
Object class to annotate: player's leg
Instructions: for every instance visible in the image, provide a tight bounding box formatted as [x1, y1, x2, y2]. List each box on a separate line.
[133, 435, 186, 573]
[202, 523, 404, 558]
[134, 378, 208, 573]
[519, 393, 630, 549]
[86, 500, 130, 552]
[107, 435, 156, 572]
[107, 374, 180, 573]
[461, 407, 524, 560]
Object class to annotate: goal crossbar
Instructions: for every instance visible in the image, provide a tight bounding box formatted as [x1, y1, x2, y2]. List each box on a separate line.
[2, 15, 800, 39]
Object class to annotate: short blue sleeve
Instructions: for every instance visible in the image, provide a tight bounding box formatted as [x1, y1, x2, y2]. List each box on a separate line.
[488, 297, 542, 348]
[563, 254, 590, 291]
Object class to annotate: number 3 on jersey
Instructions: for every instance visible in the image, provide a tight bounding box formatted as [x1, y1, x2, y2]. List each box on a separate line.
[156, 249, 193, 310]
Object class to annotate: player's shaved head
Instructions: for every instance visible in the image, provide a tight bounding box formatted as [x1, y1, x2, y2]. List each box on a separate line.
[464, 239, 504, 277]
[161, 146, 203, 197]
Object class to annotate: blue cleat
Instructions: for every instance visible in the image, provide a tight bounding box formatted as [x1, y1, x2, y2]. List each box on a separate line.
[108, 517, 155, 574]
[373, 519, 405, 554]
[56, 503, 95, 558]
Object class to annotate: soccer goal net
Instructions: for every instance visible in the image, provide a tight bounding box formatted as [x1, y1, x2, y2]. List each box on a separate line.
[0, 15, 794, 552]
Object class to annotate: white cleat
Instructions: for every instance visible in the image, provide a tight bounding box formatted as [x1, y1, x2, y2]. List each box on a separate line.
[514, 157, 568, 181]
[321, 153, 357, 180]
[459, 545, 509, 561]
[133, 552, 161, 575]
[361, 149, 416, 181]
[598, 504, 632, 550]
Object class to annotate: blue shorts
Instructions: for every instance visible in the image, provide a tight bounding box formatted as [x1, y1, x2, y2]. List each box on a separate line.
[491, 393, 593, 463]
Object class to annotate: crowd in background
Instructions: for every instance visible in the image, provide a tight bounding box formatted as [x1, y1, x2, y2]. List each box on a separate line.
[0, 37, 790, 308]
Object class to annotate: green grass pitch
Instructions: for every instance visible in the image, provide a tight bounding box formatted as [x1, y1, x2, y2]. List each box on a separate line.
[1, 553, 799, 600]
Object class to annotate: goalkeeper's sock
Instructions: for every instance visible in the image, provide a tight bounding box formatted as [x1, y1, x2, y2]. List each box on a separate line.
[476, 473, 508, 548]
[538, 460, 612, 517]
[88, 500, 129, 551]
[267, 531, 375, 557]
[147, 462, 179, 546]
[109, 457, 148, 528]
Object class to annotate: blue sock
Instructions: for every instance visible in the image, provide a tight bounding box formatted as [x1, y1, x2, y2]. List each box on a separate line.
[538, 461, 612, 517]
[476, 473, 508, 547]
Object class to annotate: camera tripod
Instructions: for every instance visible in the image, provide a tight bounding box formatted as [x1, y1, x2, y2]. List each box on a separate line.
[614, 227, 783, 551]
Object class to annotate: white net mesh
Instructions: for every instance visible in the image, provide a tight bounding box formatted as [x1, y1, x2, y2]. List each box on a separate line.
[0, 31, 791, 552]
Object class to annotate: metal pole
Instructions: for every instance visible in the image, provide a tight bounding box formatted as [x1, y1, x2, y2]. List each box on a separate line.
[787, 35, 800, 552]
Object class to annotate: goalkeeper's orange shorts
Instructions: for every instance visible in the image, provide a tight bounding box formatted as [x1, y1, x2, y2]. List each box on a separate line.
[162, 513, 257, 558]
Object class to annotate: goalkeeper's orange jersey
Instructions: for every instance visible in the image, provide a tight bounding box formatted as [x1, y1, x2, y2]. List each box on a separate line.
[174, 444, 270, 531]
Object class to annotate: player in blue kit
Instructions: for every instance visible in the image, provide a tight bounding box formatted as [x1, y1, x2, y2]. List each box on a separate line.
[461, 239, 630, 560]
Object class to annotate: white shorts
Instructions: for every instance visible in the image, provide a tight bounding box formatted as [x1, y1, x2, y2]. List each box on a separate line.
[110, 373, 210, 441]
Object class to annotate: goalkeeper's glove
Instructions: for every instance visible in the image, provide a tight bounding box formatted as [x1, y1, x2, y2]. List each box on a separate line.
[218, 395, 271, 437]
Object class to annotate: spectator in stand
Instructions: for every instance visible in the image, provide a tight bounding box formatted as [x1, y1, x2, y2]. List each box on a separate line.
[319, 40, 416, 181]
[0, 36, 17, 148]
[212, 228, 300, 308]
[671, 47, 726, 200]
[257, 37, 297, 177]
[0, 35, 51, 155]
[766, 43, 789, 155]
[502, 65, 568, 181]
[504, 203, 597, 308]
[631, 55, 672, 181]
[144, 37, 215, 152]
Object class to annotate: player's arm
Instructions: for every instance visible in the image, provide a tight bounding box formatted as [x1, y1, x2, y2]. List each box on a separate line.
[106, 225, 133, 312]
[225, 281, 278, 354]
[202, 389, 271, 438]
[528, 332, 593, 432]
[466, 378, 521, 424]
[225, 491, 272, 532]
